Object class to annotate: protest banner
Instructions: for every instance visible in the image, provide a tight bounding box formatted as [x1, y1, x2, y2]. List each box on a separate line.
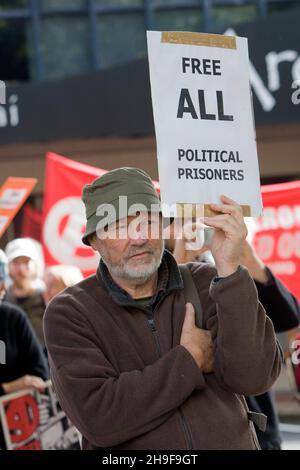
[0, 381, 80, 450]
[42, 153, 300, 295]
[0, 177, 37, 238]
[147, 31, 263, 218]
[250, 180, 300, 302]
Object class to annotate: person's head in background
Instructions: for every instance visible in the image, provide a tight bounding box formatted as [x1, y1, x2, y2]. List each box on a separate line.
[164, 218, 215, 265]
[43, 265, 83, 304]
[0, 249, 8, 302]
[163, 218, 178, 253]
[5, 238, 45, 296]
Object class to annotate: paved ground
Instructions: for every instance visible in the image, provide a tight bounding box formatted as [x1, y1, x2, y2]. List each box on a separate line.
[270, 361, 300, 449]
[280, 423, 300, 450]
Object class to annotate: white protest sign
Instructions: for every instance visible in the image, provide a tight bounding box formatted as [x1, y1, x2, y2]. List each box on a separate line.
[147, 31, 263, 217]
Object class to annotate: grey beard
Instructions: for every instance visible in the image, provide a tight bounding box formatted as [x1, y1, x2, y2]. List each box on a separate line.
[101, 243, 164, 283]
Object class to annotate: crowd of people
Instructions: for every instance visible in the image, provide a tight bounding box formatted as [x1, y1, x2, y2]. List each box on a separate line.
[0, 239, 83, 449]
[0, 168, 300, 450]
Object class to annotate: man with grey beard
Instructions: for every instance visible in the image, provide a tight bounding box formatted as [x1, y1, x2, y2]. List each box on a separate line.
[44, 167, 281, 450]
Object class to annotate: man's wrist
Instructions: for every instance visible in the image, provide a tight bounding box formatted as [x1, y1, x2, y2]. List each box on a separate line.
[253, 266, 272, 285]
[216, 264, 239, 278]
[244, 261, 268, 283]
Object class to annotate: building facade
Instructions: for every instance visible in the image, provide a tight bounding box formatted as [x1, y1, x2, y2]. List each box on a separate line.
[0, 0, 298, 82]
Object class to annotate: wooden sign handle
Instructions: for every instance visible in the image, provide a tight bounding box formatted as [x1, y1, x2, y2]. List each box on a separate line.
[176, 203, 251, 218]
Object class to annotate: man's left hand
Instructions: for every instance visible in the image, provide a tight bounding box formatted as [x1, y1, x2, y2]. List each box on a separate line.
[203, 195, 247, 277]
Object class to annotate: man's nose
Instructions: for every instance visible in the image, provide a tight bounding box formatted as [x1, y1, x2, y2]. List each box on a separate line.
[18, 264, 28, 273]
[129, 230, 148, 245]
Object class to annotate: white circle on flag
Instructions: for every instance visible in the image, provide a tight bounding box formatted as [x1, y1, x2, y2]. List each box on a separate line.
[43, 197, 99, 270]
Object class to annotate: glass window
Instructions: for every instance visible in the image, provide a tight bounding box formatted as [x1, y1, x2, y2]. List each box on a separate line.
[0, 19, 29, 81]
[41, 0, 85, 8]
[94, 0, 143, 7]
[211, 5, 257, 32]
[153, 0, 198, 5]
[36, 17, 90, 80]
[96, 12, 146, 69]
[0, 0, 28, 9]
[268, 0, 295, 15]
[155, 9, 203, 32]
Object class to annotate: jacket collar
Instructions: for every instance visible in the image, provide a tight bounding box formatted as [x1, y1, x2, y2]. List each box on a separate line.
[96, 249, 183, 307]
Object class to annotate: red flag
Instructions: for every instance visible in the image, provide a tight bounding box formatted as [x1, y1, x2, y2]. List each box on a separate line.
[42, 152, 300, 299]
[21, 203, 43, 241]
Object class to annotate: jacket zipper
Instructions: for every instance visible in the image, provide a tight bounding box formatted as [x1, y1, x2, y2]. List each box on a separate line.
[147, 316, 161, 357]
[146, 311, 194, 450]
[178, 408, 194, 450]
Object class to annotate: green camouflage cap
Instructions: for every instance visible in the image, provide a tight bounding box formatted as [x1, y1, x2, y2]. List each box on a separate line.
[81, 167, 162, 246]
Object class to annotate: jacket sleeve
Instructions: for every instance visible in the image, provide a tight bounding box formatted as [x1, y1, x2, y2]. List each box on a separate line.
[203, 266, 282, 396]
[17, 308, 49, 381]
[255, 267, 300, 333]
[44, 297, 205, 448]
[0, 305, 49, 397]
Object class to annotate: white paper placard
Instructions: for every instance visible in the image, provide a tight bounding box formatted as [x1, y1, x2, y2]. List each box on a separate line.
[147, 30, 263, 217]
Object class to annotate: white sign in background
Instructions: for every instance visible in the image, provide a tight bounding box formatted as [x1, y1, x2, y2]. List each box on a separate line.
[147, 31, 263, 217]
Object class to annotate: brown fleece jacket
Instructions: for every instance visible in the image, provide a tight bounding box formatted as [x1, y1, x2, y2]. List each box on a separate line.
[43, 251, 281, 450]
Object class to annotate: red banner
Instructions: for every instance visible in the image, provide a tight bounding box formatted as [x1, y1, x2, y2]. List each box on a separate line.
[21, 203, 43, 241]
[42, 153, 300, 299]
[251, 180, 300, 302]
